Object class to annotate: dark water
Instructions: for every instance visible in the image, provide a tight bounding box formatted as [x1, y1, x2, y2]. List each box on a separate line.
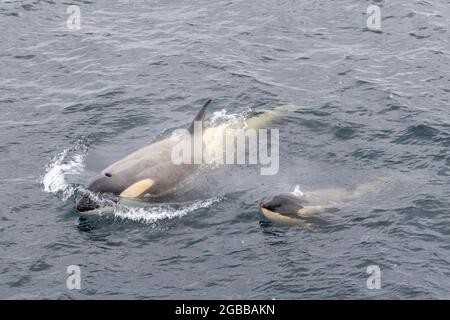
[1, 0, 449, 299]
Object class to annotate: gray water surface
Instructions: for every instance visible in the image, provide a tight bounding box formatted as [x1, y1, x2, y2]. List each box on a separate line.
[1, 0, 449, 299]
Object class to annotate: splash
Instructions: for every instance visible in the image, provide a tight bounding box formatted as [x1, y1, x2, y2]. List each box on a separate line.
[169, 109, 251, 170]
[41, 141, 88, 201]
[207, 109, 249, 128]
[292, 185, 304, 197]
[111, 197, 221, 224]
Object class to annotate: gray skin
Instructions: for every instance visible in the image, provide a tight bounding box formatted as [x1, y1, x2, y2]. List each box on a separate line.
[260, 177, 391, 226]
[259, 193, 327, 228]
[260, 193, 305, 215]
[259, 191, 341, 227]
[76, 100, 211, 212]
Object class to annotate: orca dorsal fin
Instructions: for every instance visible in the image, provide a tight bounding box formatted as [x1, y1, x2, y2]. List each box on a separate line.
[188, 99, 211, 134]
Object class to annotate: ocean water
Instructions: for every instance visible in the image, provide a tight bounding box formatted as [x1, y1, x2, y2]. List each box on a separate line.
[1, 0, 449, 299]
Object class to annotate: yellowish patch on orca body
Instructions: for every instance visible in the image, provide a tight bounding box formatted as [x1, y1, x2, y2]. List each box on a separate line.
[260, 208, 313, 229]
[297, 206, 340, 216]
[120, 179, 155, 198]
[246, 104, 298, 130]
[201, 105, 298, 164]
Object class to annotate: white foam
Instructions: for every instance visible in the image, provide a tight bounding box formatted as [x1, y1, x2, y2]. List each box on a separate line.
[112, 197, 221, 224]
[41, 142, 87, 200]
[207, 109, 248, 128]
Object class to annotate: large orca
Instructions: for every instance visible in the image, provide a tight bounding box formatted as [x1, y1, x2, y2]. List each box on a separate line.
[76, 100, 211, 213]
[76, 100, 293, 214]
